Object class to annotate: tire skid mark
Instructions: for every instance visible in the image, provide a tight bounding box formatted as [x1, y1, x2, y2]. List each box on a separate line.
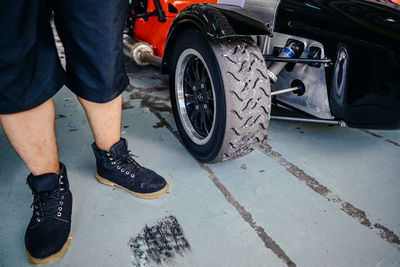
[258, 143, 400, 249]
[130, 95, 297, 266]
[128, 216, 191, 266]
[360, 129, 400, 147]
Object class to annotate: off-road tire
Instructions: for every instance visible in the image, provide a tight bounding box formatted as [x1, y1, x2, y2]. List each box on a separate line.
[213, 38, 271, 162]
[169, 29, 271, 163]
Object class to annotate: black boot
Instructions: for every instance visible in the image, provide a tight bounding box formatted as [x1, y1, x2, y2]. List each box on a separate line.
[92, 138, 169, 199]
[25, 163, 72, 265]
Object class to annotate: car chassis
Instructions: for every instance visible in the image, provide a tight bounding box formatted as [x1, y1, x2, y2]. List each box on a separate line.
[124, 0, 400, 162]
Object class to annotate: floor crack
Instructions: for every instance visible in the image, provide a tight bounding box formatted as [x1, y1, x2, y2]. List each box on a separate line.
[360, 129, 400, 147]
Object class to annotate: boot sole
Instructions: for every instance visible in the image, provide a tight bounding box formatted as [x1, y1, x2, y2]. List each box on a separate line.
[26, 231, 71, 266]
[96, 173, 169, 199]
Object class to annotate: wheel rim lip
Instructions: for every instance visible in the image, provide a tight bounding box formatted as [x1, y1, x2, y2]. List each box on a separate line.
[175, 48, 217, 146]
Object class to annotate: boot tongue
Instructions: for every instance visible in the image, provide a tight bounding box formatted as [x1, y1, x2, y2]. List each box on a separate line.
[27, 173, 59, 194]
[109, 138, 128, 158]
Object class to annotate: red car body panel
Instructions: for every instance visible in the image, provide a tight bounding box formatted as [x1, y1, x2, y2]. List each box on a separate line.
[132, 0, 217, 57]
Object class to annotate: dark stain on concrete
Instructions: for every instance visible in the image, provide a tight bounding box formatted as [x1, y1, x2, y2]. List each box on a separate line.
[128, 216, 190, 266]
[55, 114, 66, 119]
[295, 127, 304, 134]
[127, 90, 171, 114]
[340, 202, 372, 227]
[374, 223, 400, 245]
[122, 101, 134, 110]
[259, 170, 265, 173]
[240, 164, 248, 170]
[69, 129, 77, 132]
[153, 121, 165, 129]
[258, 142, 400, 249]
[63, 101, 79, 108]
[124, 62, 169, 83]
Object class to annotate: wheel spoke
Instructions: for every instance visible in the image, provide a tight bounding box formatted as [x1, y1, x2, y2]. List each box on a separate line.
[184, 67, 195, 88]
[190, 108, 197, 124]
[194, 59, 201, 81]
[199, 63, 207, 83]
[188, 60, 197, 83]
[184, 77, 193, 88]
[185, 94, 195, 105]
[201, 112, 210, 135]
[205, 91, 213, 101]
[205, 108, 213, 122]
[193, 110, 202, 133]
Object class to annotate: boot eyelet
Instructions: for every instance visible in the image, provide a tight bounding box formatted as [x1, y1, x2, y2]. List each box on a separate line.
[60, 176, 63, 179]
[60, 188, 65, 191]
[117, 166, 121, 169]
[60, 201, 63, 205]
[111, 162, 116, 165]
[106, 153, 110, 156]
[60, 195, 64, 200]
[126, 171, 130, 175]
[57, 212, 62, 217]
[34, 205, 38, 209]
[36, 211, 40, 215]
[121, 169, 125, 172]
[131, 174, 135, 178]
[60, 181, 64, 185]
[37, 218, 41, 222]
[58, 207, 63, 211]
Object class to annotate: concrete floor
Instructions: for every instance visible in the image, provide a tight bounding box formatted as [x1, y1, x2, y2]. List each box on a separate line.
[1, 60, 400, 267]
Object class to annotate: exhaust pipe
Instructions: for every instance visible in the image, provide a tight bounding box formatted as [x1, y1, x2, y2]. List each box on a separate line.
[123, 35, 162, 67]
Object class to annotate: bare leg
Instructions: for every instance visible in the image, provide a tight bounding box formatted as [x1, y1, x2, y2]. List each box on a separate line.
[78, 95, 122, 151]
[0, 99, 59, 176]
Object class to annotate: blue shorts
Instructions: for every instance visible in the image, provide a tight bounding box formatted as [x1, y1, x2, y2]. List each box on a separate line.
[0, 0, 129, 114]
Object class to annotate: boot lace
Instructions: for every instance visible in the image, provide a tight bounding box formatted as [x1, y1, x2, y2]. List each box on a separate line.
[111, 150, 141, 178]
[30, 187, 65, 223]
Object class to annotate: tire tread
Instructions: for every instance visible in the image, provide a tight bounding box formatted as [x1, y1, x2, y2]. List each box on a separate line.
[214, 39, 271, 162]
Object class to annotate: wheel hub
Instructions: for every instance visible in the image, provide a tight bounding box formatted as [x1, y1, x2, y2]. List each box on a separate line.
[175, 49, 216, 145]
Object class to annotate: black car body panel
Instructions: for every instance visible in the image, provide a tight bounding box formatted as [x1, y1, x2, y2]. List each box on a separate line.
[161, 3, 271, 74]
[274, 0, 400, 128]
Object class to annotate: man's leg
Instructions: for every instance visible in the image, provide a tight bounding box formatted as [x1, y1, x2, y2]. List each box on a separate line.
[52, 0, 169, 199]
[0, 98, 73, 265]
[0, 99, 59, 175]
[77, 95, 122, 151]
[0, 0, 72, 264]
[78, 93, 169, 199]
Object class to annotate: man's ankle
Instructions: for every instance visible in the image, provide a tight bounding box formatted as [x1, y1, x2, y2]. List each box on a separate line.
[93, 137, 121, 152]
[30, 162, 60, 176]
